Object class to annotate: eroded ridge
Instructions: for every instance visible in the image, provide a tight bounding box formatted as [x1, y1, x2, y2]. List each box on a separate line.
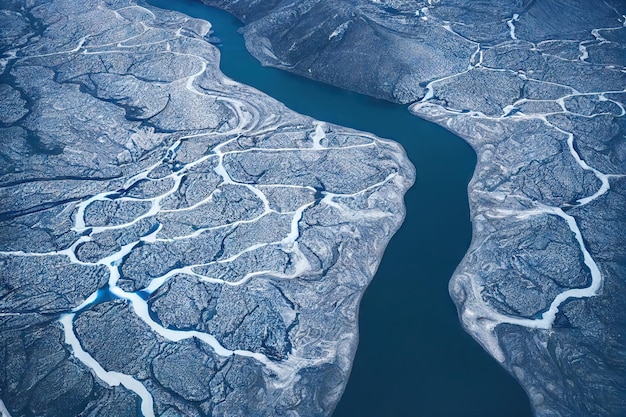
[0, 1, 414, 416]
[199, 0, 626, 415]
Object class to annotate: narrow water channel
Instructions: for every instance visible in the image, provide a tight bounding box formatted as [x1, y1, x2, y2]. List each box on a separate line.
[146, 1, 533, 415]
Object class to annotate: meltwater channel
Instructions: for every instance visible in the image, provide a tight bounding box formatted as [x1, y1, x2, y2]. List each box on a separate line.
[147, 1, 532, 416]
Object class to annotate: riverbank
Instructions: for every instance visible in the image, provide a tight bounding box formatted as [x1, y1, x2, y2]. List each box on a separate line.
[146, 0, 533, 415]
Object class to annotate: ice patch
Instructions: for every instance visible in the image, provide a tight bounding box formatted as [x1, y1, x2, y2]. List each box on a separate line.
[0, 400, 13, 417]
[329, 21, 351, 41]
[507, 14, 519, 40]
[310, 123, 326, 149]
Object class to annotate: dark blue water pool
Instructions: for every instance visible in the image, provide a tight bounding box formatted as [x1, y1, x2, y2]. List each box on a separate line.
[147, 1, 532, 415]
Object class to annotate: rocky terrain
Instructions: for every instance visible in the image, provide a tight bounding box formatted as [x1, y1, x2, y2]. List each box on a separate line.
[0, 1, 414, 416]
[200, 0, 626, 415]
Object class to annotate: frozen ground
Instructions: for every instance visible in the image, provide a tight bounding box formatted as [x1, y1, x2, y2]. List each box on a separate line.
[0, 1, 413, 416]
[202, 0, 626, 415]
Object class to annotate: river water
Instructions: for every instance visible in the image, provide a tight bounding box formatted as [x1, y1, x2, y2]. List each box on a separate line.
[147, 1, 532, 415]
